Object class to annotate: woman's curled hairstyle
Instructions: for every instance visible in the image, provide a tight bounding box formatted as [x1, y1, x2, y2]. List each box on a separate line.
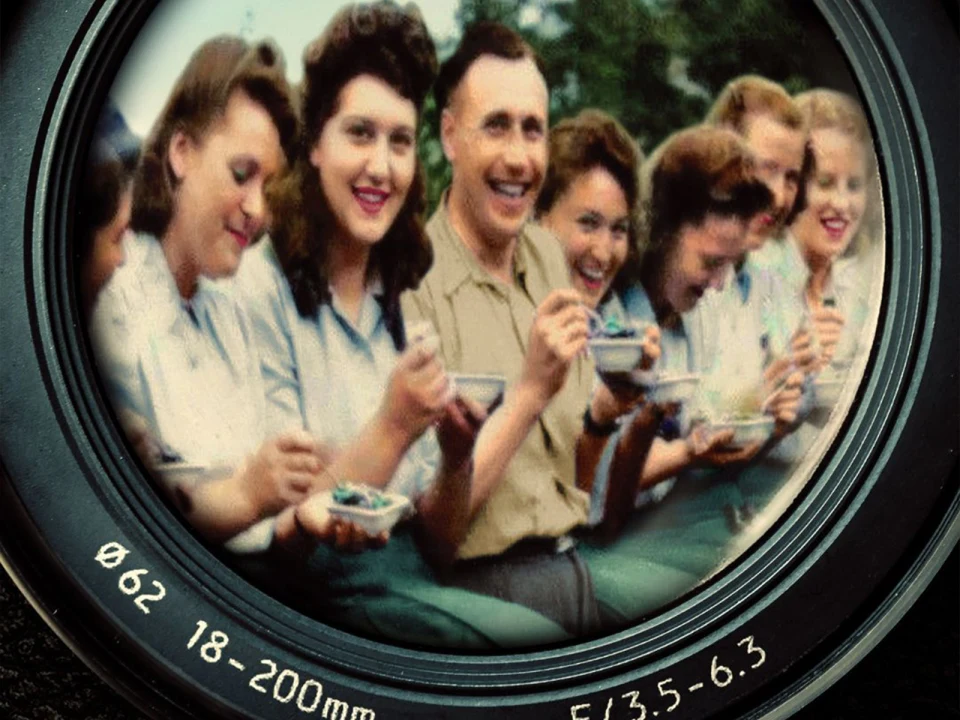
[644, 125, 772, 259]
[793, 89, 879, 254]
[131, 36, 297, 240]
[268, 1, 438, 349]
[536, 109, 644, 297]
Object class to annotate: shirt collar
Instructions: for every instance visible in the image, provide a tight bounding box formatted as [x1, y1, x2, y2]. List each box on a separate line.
[140, 233, 212, 332]
[327, 275, 385, 341]
[433, 189, 529, 297]
[782, 231, 811, 288]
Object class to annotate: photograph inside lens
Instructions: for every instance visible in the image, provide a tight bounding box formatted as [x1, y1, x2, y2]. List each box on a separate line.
[79, 0, 885, 649]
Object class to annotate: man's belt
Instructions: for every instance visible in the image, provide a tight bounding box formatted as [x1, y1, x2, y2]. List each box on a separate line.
[459, 535, 577, 567]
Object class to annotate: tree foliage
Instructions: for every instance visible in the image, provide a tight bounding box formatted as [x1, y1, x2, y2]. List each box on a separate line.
[420, 0, 827, 212]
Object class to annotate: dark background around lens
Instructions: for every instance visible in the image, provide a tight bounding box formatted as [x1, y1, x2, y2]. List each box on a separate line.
[1, 0, 957, 717]
[1, 541, 956, 718]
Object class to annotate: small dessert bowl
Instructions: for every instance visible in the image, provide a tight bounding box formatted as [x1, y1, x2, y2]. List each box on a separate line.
[589, 337, 648, 374]
[707, 415, 776, 448]
[646, 373, 701, 405]
[449, 373, 507, 408]
[813, 376, 845, 408]
[326, 484, 412, 536]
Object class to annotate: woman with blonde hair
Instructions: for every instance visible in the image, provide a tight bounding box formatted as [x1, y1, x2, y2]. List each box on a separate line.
[625, 125, 801, 489]
[784, 89, 879, 382]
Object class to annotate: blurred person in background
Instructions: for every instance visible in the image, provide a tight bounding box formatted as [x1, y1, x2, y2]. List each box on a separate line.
[782, 89, 879, 405]
[77, 100, 140, 317]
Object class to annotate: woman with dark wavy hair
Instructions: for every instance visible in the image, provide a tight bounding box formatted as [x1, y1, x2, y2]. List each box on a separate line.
[533, 109, 662, 537]
[236, 2, 484, 564]
[574, 126, 809, 624]
[536, 109, 644, 310]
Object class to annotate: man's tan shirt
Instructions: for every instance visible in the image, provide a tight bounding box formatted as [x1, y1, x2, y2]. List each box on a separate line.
[401, 198, 593, 560]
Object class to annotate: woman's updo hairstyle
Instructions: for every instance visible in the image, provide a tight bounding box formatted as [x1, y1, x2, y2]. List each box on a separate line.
[643, 125, 772, 259]
[536, 109, 644, 296]
[795, 90, 870, 146]
[793, 89, 880, 255]
[300, 2, 437, 149]
[269, 2, 438, 349]
[131, 36, 297, 239]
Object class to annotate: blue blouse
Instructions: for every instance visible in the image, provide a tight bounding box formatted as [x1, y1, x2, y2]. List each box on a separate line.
[751, 233, 875, 416]
[692, 255, 796, 419]
[91, 233, 272, 552]
[233, 239, 439, 500]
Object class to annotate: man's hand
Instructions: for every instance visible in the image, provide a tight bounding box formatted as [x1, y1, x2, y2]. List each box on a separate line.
[520, 289, 589, 411]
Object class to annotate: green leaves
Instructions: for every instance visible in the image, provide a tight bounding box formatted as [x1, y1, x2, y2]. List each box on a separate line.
[417, 0, 813, 214]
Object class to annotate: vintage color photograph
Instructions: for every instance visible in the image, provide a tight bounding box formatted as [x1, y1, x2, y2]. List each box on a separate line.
[81, 0, 884, 649]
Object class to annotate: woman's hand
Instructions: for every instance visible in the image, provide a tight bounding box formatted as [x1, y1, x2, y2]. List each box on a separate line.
[273, 503, 389, 555]
[686, 423, 763, 467]
[782, 328, 819, 376]
[379, 340, 452, 445]
[810, 306, 845, 369]
[436, 396, 488, 471]
[762, 369, 805, 432]
[237, 431, 326, 520]
[638, 323, 661, 371]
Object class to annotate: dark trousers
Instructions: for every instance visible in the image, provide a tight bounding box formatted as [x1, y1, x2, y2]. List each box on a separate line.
[443, 539, 601, 637]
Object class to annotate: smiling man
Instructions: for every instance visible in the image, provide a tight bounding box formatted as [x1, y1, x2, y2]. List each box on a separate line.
[401, 23, 601, 636]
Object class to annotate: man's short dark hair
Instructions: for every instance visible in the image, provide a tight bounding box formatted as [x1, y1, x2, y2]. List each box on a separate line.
[434, 21, 545, 112]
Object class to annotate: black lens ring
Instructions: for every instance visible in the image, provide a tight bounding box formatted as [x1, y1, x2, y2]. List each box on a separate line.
[2, 0, 956, 716]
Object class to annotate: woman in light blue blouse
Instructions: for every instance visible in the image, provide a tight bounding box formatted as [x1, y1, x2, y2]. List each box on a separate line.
[91, 37, 336, 554]
[610, 127, 804, 503]
[576, 128, 805, 623]
[540, 123, 793, 533]
[784, 90, 878, 394]
[236, 3, 483, 566]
